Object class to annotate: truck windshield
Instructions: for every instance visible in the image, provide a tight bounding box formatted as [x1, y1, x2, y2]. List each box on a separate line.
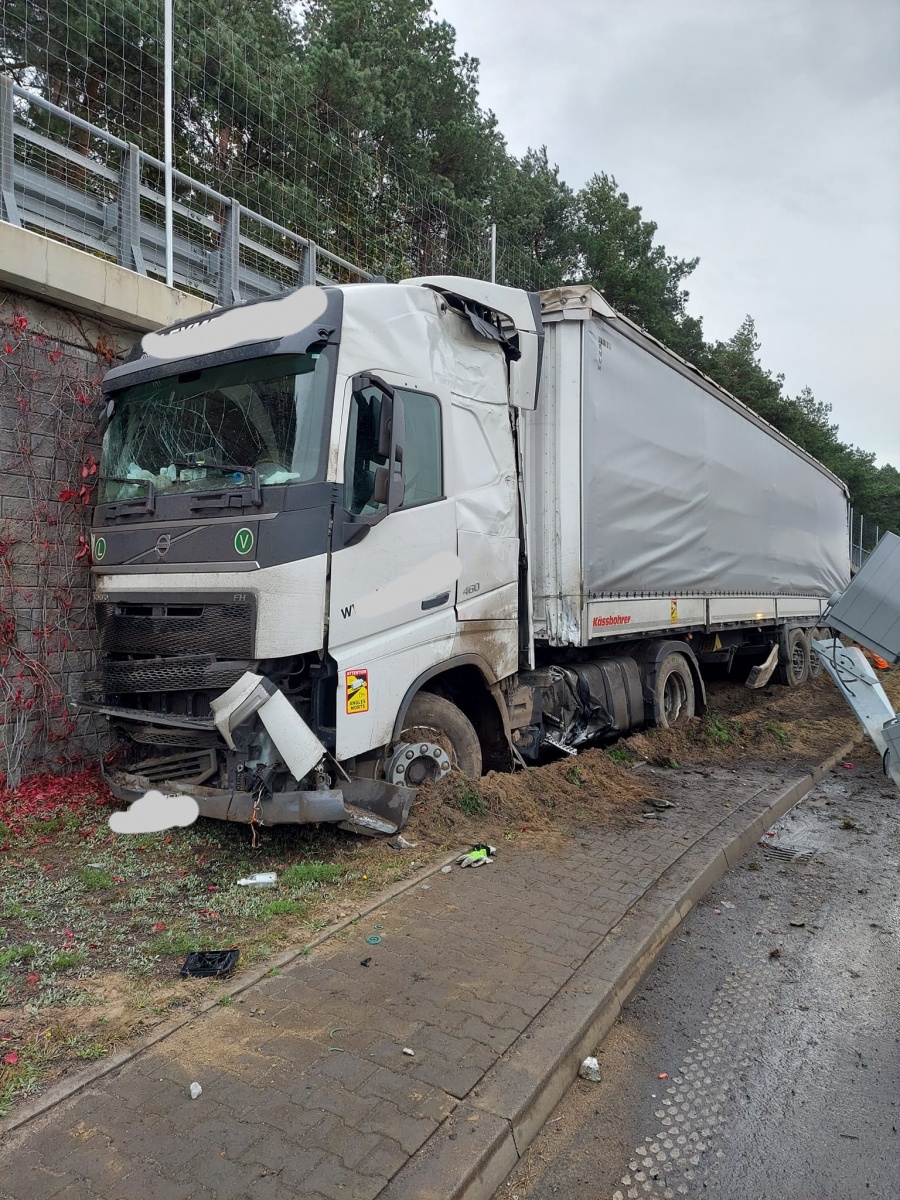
[99, 352, 333, 502]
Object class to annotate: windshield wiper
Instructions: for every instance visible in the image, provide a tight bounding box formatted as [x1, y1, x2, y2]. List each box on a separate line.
[175, 461, 262, 510]
[102, 477, 156, 518]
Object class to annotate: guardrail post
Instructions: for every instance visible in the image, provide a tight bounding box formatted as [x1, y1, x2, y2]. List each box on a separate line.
[1, 76, 22, 226]
[117, 143, 146, 273]
[300, 239, 317, 287]
[218, 200, 241, 306]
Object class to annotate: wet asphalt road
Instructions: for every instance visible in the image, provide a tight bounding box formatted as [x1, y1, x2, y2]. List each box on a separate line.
[494, 745, 900, 1200]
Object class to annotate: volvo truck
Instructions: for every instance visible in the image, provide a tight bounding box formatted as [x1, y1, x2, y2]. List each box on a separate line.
[79, 278, 852, 833]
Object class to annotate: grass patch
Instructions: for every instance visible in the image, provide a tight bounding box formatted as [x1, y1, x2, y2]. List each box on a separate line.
[605, 746, 635, 766]
[0, 943, 38, 967]
[78, 867, 113, 891]
[218, 994, 235, 1006]
[840, 818, 858, 831]
[262, 899, 308, 918]
[564, 765, 585, 787]
[45, 950, 87, 972]
[452, 780, 487, 817]
[146, 930, 213, 957]
[279, 862, 343, 887]
[765, 721, 790, 745]
[703, 715, 737, 746]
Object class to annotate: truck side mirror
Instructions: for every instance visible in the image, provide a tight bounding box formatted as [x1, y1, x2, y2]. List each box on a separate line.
[370, 398, 405, 511]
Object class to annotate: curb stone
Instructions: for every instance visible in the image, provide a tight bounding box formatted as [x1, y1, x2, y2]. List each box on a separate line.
[378, 733, 862, 1200]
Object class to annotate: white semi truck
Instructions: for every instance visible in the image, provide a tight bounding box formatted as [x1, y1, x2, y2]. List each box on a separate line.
[80, 277, 859, 833]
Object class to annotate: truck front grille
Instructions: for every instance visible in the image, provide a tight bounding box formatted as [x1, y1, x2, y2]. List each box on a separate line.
[96, 601, 254, 658]
[100, 654, 249, 694]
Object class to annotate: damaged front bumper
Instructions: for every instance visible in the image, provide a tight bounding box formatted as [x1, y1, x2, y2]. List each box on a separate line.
[81, 670, 415, 835]
[101, 760, 415, 834]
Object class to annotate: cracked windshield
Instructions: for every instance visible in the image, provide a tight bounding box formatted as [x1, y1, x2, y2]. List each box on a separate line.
[99, 352, 332, 502]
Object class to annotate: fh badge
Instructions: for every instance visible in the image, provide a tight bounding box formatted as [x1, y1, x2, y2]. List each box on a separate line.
[345, 669, 369, 714]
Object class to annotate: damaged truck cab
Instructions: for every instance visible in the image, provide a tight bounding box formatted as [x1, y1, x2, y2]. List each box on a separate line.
[84, 279, 541, 832]
[81, 277, 851, 833]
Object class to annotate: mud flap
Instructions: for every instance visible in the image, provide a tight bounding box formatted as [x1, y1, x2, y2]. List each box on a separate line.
[745, 644, 779, 689]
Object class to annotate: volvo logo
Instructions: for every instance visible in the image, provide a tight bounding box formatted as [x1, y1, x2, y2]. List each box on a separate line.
[154, 534, 172, 558]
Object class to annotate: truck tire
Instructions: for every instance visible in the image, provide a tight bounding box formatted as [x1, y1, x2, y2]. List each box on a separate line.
[651, 655, 696, 728]
[776, 628, 810, 687]
[807, 628, 824, 679]
[397, 692, 482, 781]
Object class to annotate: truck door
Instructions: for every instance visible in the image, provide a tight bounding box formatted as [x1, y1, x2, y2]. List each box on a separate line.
[328, 375, 458, 759]
[452, 394, 519, 640]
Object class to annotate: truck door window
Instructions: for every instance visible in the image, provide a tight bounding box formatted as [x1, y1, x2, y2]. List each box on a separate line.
[397, 389, 443, 508]
[345, 387, 388, 516]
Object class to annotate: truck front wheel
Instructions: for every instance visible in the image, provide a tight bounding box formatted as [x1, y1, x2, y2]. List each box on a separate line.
[392, 692, 483, 784]
[652, 655, 696, 728]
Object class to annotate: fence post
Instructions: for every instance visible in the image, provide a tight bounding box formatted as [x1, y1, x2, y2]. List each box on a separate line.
[300, 239, 317, 287]
[117, 143, 146, 274]
[218, 200, 241, 306]
[1, 76, 22, 226]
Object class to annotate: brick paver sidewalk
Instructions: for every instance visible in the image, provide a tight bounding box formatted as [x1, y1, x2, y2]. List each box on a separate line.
[0, 765, 793, 1200]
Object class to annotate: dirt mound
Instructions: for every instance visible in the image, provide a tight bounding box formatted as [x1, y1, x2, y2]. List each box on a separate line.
[622, 669, 900, 769]
[405, 747, 652, 845]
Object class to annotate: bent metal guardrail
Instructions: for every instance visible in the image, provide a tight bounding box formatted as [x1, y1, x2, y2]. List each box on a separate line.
[0, 76, 373, 304]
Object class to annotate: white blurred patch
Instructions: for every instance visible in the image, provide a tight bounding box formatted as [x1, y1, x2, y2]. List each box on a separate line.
[108, 789, 200, 834]
[355, 552, 461, 619]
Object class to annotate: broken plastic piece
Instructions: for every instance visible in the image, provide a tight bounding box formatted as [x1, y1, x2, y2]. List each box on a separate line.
[189, 1082, 202, 1099]
[658, 1072, 669, 1079]
[360, 957, 372, 967]
[579, 1056, 602, 1082]
[440, 865, 452, 874]
[180, 949, 239, 979]
[237, 872, 277, 887]
[402, 1047, 415, 1056]
[387, 834, 418, 850]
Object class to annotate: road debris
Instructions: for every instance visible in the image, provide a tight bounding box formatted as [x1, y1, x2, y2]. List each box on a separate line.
[440, 865, 452, 874]
[387, 834, 417, 850]
[180, 949, 239, 979]
[658, 1072, 669, 1080]
[456, 844, 497, 867]
[236, 872, 277, 886]
[189, 1082, 202, 1100]
[360, 957, 372, 967]
[366, 935, 382, 945]
[402, 1047, 416, 1056]
[578, 1056, 602, 1082]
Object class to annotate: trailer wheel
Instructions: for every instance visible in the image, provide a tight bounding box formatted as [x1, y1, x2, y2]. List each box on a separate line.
[776, 628, 810, 687]
[652, 655, 696, 728]
[394, 692, 482, 782]
[807, 628, 824, 679]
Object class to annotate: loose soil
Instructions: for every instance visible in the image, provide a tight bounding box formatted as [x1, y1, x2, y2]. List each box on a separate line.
[1, 667, 896, 1116]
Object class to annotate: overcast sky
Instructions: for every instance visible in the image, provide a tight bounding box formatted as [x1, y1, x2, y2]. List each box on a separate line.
[434, 0, 900, 470]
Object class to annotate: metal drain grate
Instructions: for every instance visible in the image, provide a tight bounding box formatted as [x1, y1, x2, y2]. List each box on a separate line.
[761, 842, 814, 862]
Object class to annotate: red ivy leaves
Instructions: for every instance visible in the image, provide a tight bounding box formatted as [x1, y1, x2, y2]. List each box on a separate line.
[0, 764, 111, 838]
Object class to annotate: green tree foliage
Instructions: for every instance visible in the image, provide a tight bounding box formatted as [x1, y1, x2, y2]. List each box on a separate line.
[576, 173, 707, 364]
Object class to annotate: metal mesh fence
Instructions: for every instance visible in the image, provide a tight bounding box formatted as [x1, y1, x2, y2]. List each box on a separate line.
[0, 0, 541, 288]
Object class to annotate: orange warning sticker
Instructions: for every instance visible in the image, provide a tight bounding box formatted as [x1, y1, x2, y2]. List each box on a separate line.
[345, 669, 369, 714]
